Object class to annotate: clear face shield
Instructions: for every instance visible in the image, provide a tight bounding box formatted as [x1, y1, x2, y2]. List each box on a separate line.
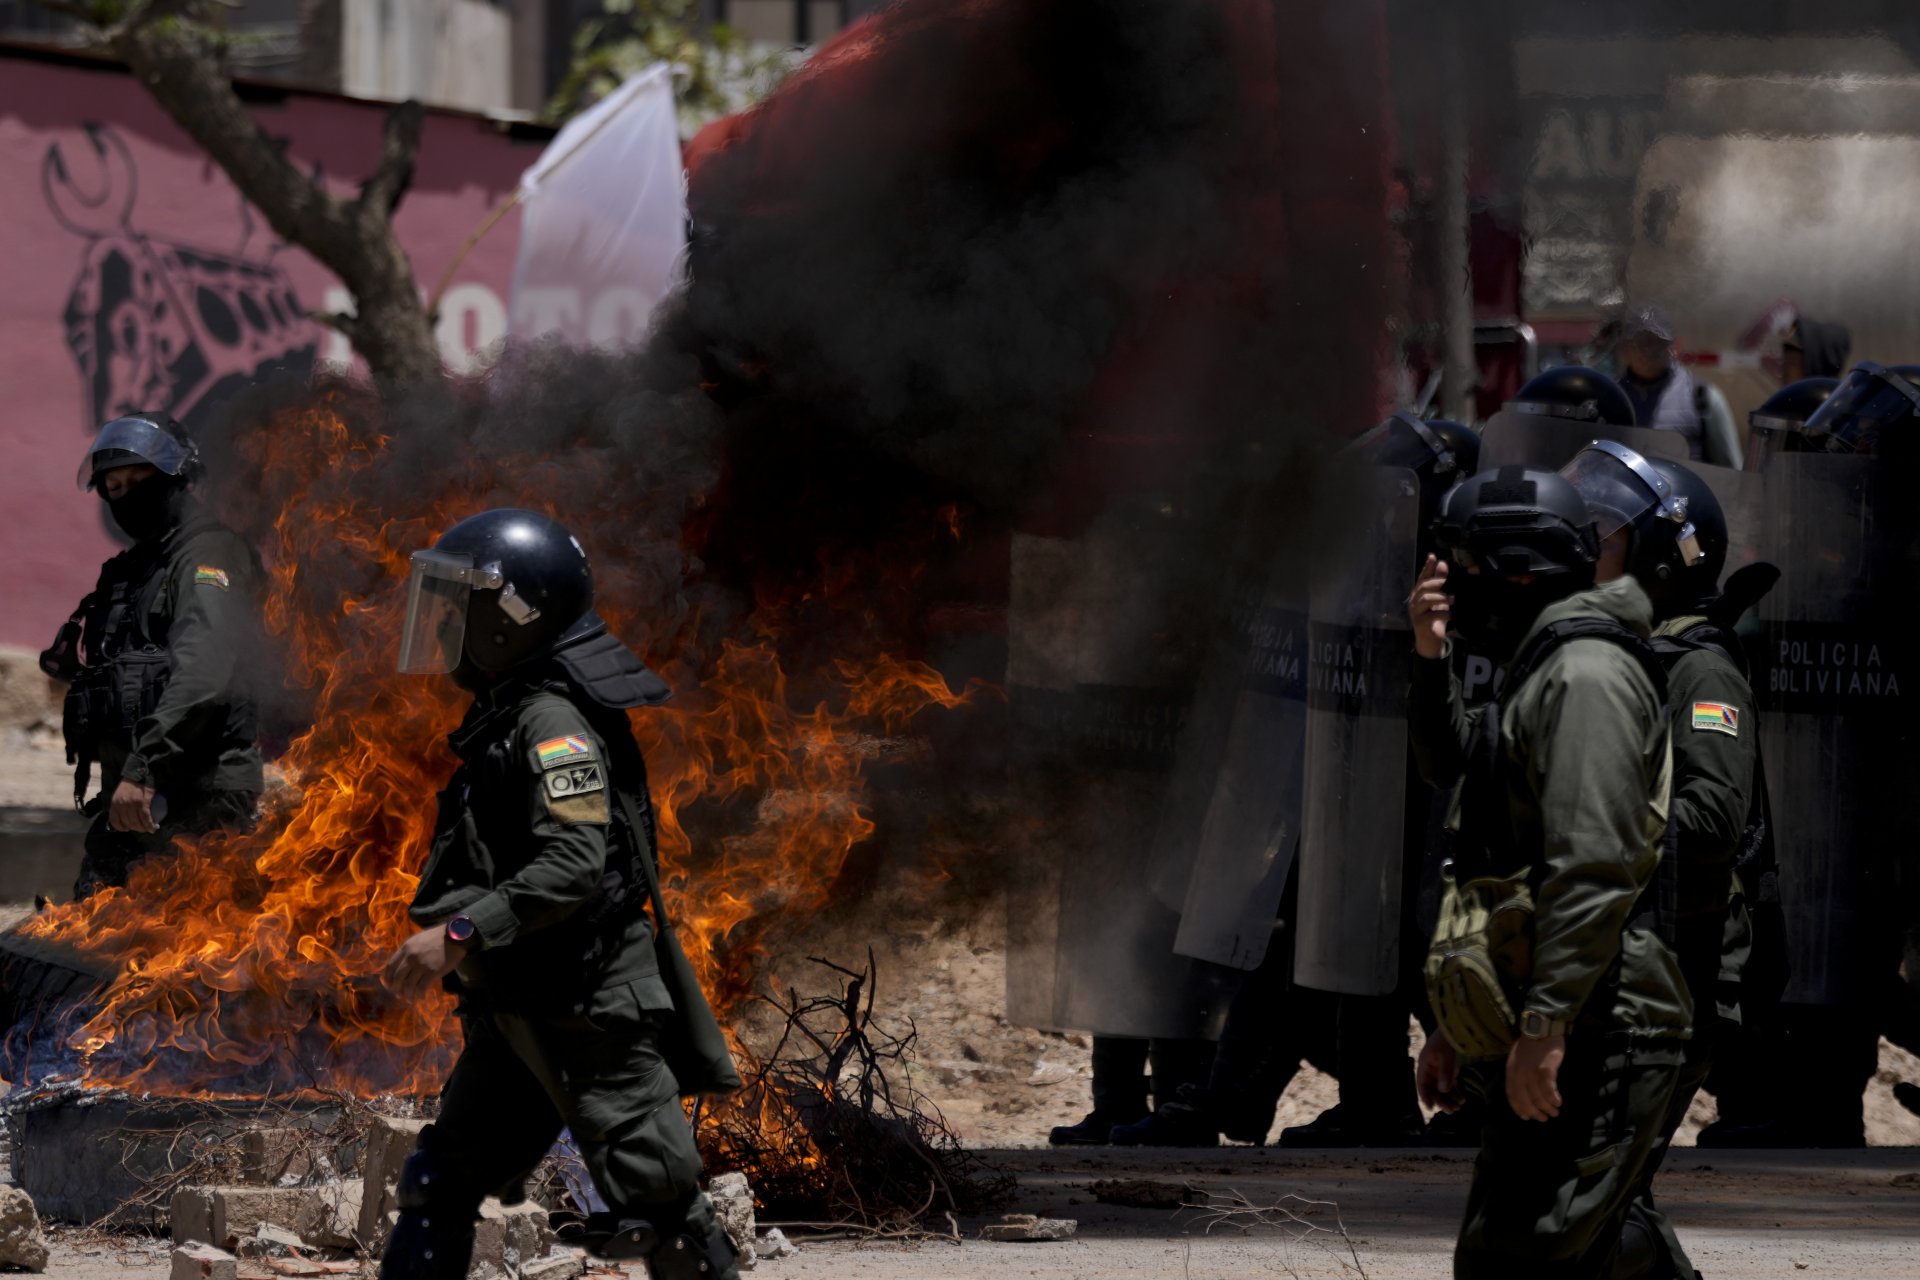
[77, 416, 195, 490]
[1561, 440, 1703, 567]
[396, 550, 503, 675]
[1799, 361, 1920, 454]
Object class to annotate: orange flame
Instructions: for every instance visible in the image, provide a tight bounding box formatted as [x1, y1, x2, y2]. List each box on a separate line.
[15, 396, 975, 1098]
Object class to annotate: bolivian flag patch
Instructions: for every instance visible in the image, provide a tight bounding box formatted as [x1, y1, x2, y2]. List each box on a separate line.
[193, 565, 230, 590]
[534, 735, 594, 768]
[1691, 702, 1739, 737]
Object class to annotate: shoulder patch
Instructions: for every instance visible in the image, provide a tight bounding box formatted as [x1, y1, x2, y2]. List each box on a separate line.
[1690, 701, 1739, 737]
[534, 734, 596, 770]
[193, 565, 230, 590]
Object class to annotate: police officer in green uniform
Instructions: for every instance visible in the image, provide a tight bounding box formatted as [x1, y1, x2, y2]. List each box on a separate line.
[1407, 466, 1691, 1279]
[379, 509, 742, 1280]
[41, 414, 263, 899]
[1562, 443, 1769, 1279]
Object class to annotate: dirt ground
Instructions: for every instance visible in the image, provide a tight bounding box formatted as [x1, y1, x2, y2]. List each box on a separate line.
[30, 1147, 1920, 1280]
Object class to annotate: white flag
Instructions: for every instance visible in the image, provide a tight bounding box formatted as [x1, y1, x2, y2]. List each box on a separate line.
[510, 64, 686, 348]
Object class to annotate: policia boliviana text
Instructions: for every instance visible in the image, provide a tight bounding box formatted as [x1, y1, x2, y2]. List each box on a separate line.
[40, 414, 263, 899]
[378, 509, 743, 1280]
[1406, 466, 1689, 1278]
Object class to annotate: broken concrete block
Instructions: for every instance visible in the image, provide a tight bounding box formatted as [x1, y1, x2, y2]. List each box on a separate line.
[308, 1181, 364, 1250]
[238, 1130, 316, 1186]
[517, 1252, 583, 1280]
[235, 1223, 307, 1259]
[980, 1213, 1077, 1242]
[708, 1172, 756, 1267]
[171, 1243, 238, 1280]
[356, 1116, 427, 1248]
[469, 1199, 552, 1280]
[755, 1228, 798, 1260]
[0, 1187, 49, 1273]
[171, 1189, 218, 1251]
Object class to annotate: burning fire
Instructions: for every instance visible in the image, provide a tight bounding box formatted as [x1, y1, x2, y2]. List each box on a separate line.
[14, 394, 975, 1098]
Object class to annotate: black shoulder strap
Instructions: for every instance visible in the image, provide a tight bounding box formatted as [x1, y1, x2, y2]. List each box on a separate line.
[1694, 380, 1711, 431]
[1506, 616, 1669, 705]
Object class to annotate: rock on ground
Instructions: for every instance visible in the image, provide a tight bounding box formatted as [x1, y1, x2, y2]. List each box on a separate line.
[0, 1186, 50, 1273]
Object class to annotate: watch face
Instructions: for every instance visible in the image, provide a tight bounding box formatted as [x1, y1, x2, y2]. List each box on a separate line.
[446, 916, 476, 943]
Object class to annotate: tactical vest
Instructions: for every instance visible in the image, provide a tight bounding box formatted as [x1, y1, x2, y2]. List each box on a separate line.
[433, 687, 660, 986]
[1454, 616, 1679, 947]
[43, 516, 218, 811]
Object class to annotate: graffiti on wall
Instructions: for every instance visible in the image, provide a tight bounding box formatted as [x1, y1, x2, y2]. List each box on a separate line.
[44, 122, 318, 430]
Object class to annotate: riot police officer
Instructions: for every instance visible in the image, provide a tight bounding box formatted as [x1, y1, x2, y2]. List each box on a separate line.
[1408, 467, 1689, 1278]
[1744, 376, 1838, 461]
[1561, 442, 1770, 1279]
[41, 414, 263, 898]
[380, 509, 742, 1280]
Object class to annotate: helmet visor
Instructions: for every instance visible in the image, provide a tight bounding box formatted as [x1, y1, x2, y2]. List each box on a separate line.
[1559, 447, 1656, 542]
[1799, 362, 1920, 454]
[397, 549, 500, 675]
[77, 416, 193, 490]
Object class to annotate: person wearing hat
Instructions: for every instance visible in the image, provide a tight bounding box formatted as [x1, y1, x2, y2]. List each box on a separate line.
[40, 413, 264, 898]
[1614, 304, 1744, 469]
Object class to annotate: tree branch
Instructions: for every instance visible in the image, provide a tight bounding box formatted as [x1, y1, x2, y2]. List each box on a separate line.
[356, 99, 423, 218]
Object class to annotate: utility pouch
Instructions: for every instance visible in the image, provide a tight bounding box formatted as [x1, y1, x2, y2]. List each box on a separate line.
[108, 647, 173, 732]
[1424, 865, 1536, 1060]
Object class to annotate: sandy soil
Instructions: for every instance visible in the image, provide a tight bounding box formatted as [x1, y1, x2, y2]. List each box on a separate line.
[800, 921, 1920, 1151]
[32, 1147, 1920, 1280]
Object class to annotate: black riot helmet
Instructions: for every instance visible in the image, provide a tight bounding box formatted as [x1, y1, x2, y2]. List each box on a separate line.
[398, 509, 594, 677]
[77, 412, 201, 490]
[1797, 361, 1920, 456]
[1433, 466, 1600, 583]
[1748, 376, 1839, 456]
[1345, 411, 1482, 524]
[1431, 466, 1600, 652]
[1561, 441, 1723, 612]
[1506, 365, 1637, 428]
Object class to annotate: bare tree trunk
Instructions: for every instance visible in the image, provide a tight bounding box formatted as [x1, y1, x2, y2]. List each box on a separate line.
[48, 1, 443, 386]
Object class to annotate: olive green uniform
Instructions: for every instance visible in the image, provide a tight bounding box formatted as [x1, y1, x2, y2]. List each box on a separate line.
[405, 675, 716, 1244]
[1410, 579, 1691, 1280]
[51, 495, 264, 897]
[1622, 616, 1758, 1278]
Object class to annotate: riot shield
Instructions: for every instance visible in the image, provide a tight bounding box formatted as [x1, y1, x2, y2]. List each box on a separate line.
[1171, 552, 1310, 969]
[1479, 412, 1691, 472]
[1003, 512, 1234, 1039]
[1753, 454, 1914, 1006]
[1689, 460, 1766, 578]
[1292, 466, 1418, 996]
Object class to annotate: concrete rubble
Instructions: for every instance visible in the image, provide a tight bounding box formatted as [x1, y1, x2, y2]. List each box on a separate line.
[170, 1243, 238, 1280]
[755, 1227, 799, 1260]
[708, 1171, 757, 1269]
[980, 1213, 1077, 1242]
[0, 1186, 49, 1273]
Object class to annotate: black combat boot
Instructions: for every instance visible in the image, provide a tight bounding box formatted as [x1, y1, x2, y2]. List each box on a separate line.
[1108, 1102, 1221, 1148]
[1278, 1103, 1427, 1148]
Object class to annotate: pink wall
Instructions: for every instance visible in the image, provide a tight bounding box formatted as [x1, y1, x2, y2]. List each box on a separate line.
[0, 45, 545, 651]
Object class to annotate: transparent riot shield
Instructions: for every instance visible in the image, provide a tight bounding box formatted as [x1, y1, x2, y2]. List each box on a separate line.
[1754, 455, 1913, 1006]
[1002, 515, 1234, 1039]
[1292, 466, 1419, 996]
[1171, 552, 1311, 969]
[1690, 461, 1766, 579]
[1479, 412, 1691, 472]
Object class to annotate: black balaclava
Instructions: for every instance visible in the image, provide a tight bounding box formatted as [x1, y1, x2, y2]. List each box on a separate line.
[1447, 571, 1584, 664]
[104, 473, 186, 542]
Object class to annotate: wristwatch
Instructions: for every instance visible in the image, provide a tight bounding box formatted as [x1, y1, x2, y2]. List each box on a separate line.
[1518, 1010, 1567, 1040]
[444, 915, 477, 947]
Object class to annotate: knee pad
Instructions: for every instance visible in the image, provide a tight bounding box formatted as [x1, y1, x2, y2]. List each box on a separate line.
[1613, 1203, 1679, 1280]
[648, 1225, 741, 1280]
[381, 1150, 481, 1280]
